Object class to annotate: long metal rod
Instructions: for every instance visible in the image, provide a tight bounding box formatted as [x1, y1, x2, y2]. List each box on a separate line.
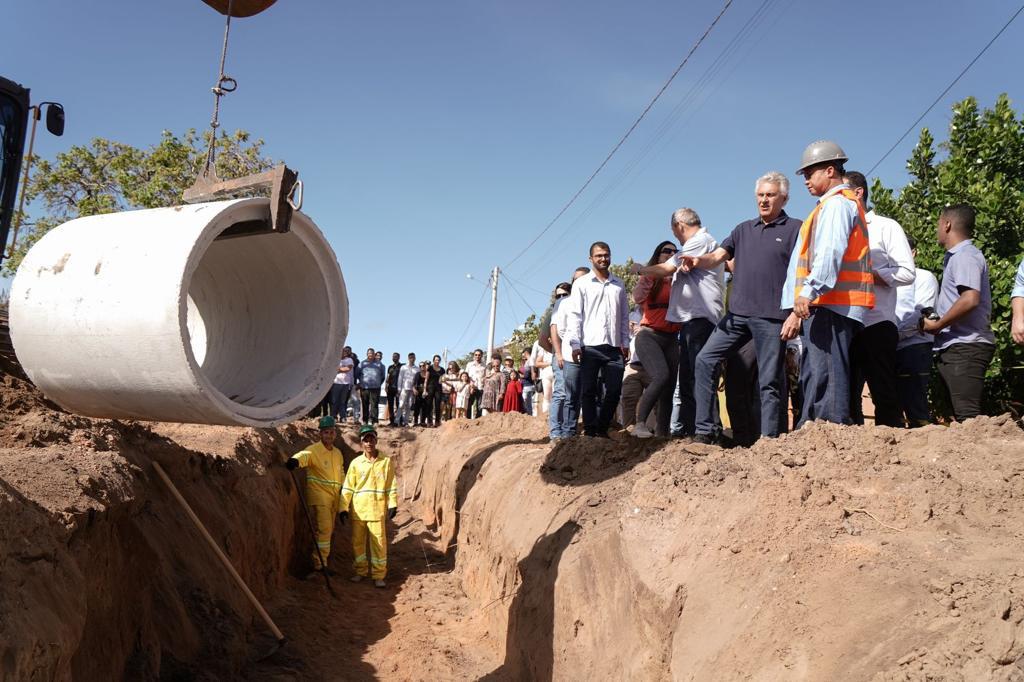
[288, 467, 337, 596]
[152, 461, 286, 643]
[6, 106, 40, 258]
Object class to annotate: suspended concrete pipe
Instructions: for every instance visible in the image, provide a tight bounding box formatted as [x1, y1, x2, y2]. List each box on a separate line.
[9, 198, 348, 427]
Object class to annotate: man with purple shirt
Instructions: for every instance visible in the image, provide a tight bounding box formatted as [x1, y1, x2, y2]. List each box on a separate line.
[922, 204, 995, 420]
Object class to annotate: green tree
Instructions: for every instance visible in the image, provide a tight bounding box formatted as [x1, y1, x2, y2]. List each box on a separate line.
[871, 94, 1024, 414]
[4, 129, 274, 276]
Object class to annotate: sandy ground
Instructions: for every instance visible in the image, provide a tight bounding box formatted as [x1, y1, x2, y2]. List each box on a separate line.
[4, 364, 1024, 681]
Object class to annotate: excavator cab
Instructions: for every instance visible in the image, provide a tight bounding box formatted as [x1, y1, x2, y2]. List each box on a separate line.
[0, 76, 30, 266]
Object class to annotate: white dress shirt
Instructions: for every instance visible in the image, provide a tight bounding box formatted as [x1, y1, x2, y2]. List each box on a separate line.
[668, 228, 725, 324]
[895, 267, 939, 350]
[397, 363, 418, 391]
[465, 359, 486, 389]
[863, 210, 916, 328]
[563, 272, 630, 352]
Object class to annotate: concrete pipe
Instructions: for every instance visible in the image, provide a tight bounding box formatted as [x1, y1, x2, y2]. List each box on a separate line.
[9, 198, 348, 427]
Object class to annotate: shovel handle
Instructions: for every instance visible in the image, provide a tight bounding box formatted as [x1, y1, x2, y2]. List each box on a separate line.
[153, 462, 285, 642]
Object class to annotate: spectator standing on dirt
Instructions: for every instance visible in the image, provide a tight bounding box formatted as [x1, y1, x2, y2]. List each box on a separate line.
[781, 141, 875, 427]
[564, 242, 630, 438]
[397, 353, 418, 427]
[895, 236, 939, 427]
[465, 349, 486, 419]
[330, 346, 356, 423]
[519, 349, 536, 416]
[548, 281, 575, 439]
[531, 339, 554, 415]
[426, 355, 445, 426]
[286, 416, 344, 575]
[678, 173, 800, 443]
[922, 204, 995, 421]
[619, 309, 650, 432]
[503, 369, 525, 413]
[1012, 256, 1024, 346]
[385, 352, 403, 426]
[339, 425, 398, 588]
[442, 361, 460, 421]
[357, 348, 385, 425]
[413, 362, 429, 426]
[455, 371, 473, 418]
[630, 241, 683, 438]
[480, 354, 507, 415]
[843, 171, 916, 427]
[641, 208, 725, 439]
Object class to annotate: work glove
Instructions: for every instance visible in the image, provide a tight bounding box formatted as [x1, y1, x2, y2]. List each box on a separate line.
[285, 458, 299, 470]
[338, 511, 349, 524]
[388, 507, 398, 520]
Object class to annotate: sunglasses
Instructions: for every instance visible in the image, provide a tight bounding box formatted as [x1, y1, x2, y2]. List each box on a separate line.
[555, 293, 569, 299]
[660, 247, 678, 255]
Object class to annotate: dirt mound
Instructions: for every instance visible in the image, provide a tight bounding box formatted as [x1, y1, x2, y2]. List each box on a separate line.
[411, 414, 1024, 680]
[5, 358, 1024, 680]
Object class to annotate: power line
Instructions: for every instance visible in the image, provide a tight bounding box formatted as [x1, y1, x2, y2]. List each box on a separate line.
[502, 270, 551, 297]
[501, 0, 735, 270]
[867, 2, 1024, 176]
[501, 272, 539, 317]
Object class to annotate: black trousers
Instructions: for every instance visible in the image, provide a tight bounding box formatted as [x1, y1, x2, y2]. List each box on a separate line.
[386, 388, 399, 424]
[360, 388, 381, 423]
[467, 388, 482, 419]
[849, 321, 902, 427]
[936, 342, 994, 421]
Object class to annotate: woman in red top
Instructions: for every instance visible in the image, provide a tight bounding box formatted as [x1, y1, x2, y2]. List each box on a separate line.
[502, 370, 525, 413]
[632, 240, 682, 438]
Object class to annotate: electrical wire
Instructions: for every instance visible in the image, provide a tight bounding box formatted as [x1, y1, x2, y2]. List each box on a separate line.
[867, 2, 1024, 176]
[501, 272, 539, 317]
[449, 285, 489, 355]
[501, 0, 735, 271]
[515, 0, 780, 279]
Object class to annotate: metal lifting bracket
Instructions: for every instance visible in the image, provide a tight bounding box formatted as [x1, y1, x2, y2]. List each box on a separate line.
[182, 164, 302, 239]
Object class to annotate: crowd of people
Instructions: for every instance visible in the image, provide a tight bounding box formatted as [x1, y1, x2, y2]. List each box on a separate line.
[314, 139, 1024, 447]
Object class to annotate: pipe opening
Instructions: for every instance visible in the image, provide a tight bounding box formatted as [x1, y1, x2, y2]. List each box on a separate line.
[186, 229, 331, 408]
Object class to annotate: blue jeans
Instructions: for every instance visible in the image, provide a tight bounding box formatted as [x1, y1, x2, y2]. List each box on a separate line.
[329, 383, 352, 420]
[549, 361, 579, 438]
[672, 318, 716, 436]
[799, 308, 862, 426]
[694, 314, 785, 438]
[578, 345, 625, 436]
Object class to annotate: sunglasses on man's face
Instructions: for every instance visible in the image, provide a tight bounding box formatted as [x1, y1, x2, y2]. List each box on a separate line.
[660, 247, 678, 255]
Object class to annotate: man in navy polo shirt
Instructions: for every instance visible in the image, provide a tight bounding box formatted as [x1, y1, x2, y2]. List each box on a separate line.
[681, 171, 802, 443]
[922, 204, 995, 420]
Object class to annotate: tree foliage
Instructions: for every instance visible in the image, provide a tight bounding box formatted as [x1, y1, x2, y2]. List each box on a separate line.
[871, 94, 1024, 413]
[4, 129, 274, 276]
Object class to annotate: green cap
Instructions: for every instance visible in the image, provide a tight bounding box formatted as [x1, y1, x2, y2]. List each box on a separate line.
[358, 424, 378, 439]
[318, 415, 336, 430]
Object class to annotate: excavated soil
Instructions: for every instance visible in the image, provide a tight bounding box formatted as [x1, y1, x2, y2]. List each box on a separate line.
[3, 367, 1024, 681]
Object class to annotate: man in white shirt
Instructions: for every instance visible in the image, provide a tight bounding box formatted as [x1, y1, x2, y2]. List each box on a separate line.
[639, 208, 725, 438]
[464, 349, 486, 419]
[894, 236, 938, 427]
[844, 172, 916, 427]
[548, 281, 576, 439]
[331, 346, 356, 422]
[396, 353, 419, 427]
[563, 241, 630, 438]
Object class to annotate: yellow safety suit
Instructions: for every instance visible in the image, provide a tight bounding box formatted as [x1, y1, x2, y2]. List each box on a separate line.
[290, 442, 345, 570]
[340, 453, 398, 580]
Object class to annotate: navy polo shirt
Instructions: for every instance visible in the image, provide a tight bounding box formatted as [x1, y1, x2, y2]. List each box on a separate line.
[720, 211, 802, 321]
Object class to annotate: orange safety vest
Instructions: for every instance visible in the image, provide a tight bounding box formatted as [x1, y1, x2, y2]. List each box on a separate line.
[794, 188, 875, 308]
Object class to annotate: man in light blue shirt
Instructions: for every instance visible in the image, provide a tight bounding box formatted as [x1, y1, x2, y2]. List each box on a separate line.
[921, 204, 994, 420]
[780, 140, 874, 427]
[1012, 256, 1024, 346]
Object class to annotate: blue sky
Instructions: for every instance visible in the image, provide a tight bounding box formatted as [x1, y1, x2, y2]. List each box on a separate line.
[4, 0, 1023, 361]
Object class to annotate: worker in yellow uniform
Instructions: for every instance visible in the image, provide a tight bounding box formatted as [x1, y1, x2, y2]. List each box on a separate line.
[286, 415, 344, 573]
[339, 424, 398, 588]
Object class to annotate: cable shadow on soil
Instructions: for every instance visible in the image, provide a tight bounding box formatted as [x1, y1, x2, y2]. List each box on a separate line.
[479, 519, 580, 682]
[539, 436, 664, 488]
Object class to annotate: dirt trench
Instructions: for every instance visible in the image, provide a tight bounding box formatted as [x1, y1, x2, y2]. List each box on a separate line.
[5, 367, 1024, 681]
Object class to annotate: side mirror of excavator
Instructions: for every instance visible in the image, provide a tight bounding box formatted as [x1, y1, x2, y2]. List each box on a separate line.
[45, 103, 65, 137]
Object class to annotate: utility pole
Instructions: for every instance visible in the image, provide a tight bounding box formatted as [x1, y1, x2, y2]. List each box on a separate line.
[486, 266, 499, 359]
